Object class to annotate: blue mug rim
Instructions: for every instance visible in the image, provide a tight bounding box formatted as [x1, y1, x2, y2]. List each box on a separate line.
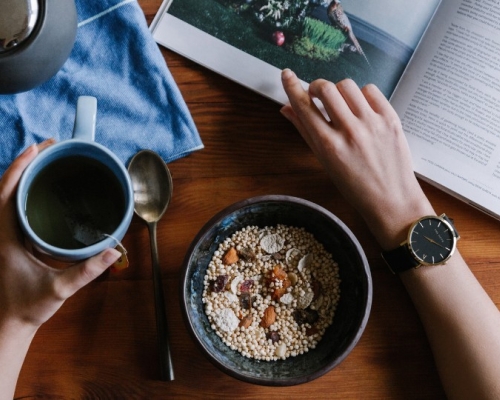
[16, 140, 134, 262]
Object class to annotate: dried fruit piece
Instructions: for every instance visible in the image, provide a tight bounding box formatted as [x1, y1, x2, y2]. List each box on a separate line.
[311, 280, 322, 300]
[238, 246, 256, 261]
[271, 264, 287, 281]
[210, 275, 229, 293]
[260, 233, 285, 254]
[266, 331, 281, 343]
[272, 287, 287, 302]
[222, 247, 239, 265]
[306, 326, 319, 336]
[260, 305, 276, 328]
[239, 292, 252, 310]
[293, 308, 319, 325]
[239, 315, 253, 328]
[239, 279, 254, 293]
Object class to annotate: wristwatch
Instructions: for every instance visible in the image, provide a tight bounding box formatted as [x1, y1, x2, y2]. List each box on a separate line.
[381, 214, 460, 274]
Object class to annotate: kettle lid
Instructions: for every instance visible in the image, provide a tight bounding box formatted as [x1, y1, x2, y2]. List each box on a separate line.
[0, 0, 40, 53]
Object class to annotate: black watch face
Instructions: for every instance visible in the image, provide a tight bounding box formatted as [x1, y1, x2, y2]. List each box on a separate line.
[408, 217, 456, 265]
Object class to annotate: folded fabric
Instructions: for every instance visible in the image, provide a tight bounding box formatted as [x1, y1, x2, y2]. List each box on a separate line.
[0, 0, 203, 177]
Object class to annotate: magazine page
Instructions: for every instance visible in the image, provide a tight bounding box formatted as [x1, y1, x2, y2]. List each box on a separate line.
[151, 0, 440, 102]
[390, 0, 500, 219]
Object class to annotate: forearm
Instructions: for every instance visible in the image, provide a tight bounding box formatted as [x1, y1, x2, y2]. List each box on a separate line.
[280, 71, 500, 398]
[363, 190, 500, 398]
[400, 254, 500, 400]
[0, 318, 37, 400]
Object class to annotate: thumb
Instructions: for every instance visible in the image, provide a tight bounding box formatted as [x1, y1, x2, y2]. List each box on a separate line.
[56, 248, 121, 299]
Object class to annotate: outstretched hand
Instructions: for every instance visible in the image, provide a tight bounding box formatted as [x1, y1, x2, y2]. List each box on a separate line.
[0, 140, 121, 329]
[280, 69, 434, 249]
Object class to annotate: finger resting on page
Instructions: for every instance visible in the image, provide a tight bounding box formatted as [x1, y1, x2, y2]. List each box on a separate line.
[361, 83, 397, 118]
[308, 79, 360, 127]
[281, 69, 332, 137]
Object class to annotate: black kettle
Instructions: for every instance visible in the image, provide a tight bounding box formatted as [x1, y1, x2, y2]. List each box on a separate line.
[0, 0, 77, 94]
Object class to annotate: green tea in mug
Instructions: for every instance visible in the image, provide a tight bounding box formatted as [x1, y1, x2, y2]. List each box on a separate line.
[25, 156, 126, 249]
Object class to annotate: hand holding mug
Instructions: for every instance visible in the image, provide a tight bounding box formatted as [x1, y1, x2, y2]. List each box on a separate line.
[0, 141, 122, 329]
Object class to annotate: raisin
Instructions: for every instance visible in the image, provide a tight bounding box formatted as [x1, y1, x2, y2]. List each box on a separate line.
[293, 308, 319, 325]
[266, 331, 281, 343]
[239, 292, 252, 310]
[311, 280, 322, 300]
[239, 279, 254, 293]
[210, 274, 229, 293]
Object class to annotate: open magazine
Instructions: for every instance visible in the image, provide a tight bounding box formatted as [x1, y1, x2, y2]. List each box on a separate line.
[151, 0, 500, 220]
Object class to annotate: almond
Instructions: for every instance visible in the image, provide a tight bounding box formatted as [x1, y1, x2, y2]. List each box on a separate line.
[239, 315, 253, 328]
[222, 247, 239, 265]
[260, 305, 276, 328]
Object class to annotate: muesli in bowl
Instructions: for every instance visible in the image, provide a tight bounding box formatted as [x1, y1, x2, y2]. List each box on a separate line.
[181, 195, 372, 386]
[203, 224, 341, 361]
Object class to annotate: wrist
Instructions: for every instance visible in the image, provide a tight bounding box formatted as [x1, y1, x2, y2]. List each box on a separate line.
[0, 316, 38, 341]
[0, 315, 38, 400]
[365, 195, 435, 251]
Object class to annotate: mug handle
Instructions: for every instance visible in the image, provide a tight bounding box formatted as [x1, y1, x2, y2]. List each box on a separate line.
[72, 96, 97, 141]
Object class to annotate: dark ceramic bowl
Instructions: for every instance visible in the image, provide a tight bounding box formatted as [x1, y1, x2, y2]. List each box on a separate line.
[180, 195, 372, 386]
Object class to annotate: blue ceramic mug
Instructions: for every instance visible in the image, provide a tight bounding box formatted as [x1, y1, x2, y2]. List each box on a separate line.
[16, 96, 134, 262]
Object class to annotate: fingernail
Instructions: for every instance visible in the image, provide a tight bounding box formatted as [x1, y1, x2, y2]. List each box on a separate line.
[23, 144, 36, 156]
[282, 69, 294, 80]
[102, 248, 121, 265]
[280, 106, 292, 121]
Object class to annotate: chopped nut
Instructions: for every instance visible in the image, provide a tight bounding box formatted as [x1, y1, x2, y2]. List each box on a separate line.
[287, 272, 298, 286]
[260, 305, 276, 328]
[239, 315, 253, 328]
[275, 343, 287, 358]
[222, 247, 239, 265]
[230, 275, 243, 294]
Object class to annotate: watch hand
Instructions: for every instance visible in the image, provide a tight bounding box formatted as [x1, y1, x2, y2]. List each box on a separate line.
[424, 236, 446, 249]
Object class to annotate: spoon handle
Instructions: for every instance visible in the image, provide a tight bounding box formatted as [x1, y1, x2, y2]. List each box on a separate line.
[148, 222, 175, 381]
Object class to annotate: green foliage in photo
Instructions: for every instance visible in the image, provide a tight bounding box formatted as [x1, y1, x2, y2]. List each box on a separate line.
[288, 17, 346, 61]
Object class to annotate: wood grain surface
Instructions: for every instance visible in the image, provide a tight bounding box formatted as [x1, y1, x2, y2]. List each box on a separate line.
[14, 1, 500, 398]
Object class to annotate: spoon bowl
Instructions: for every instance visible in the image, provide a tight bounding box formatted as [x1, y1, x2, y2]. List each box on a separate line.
[128, 150, 174, 381]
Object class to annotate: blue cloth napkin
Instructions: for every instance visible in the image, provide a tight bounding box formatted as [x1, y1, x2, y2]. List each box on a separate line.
[0, 0, 203, 177]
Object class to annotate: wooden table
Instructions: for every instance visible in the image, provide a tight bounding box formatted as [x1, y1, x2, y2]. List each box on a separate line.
[15, 1, 500, 398]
